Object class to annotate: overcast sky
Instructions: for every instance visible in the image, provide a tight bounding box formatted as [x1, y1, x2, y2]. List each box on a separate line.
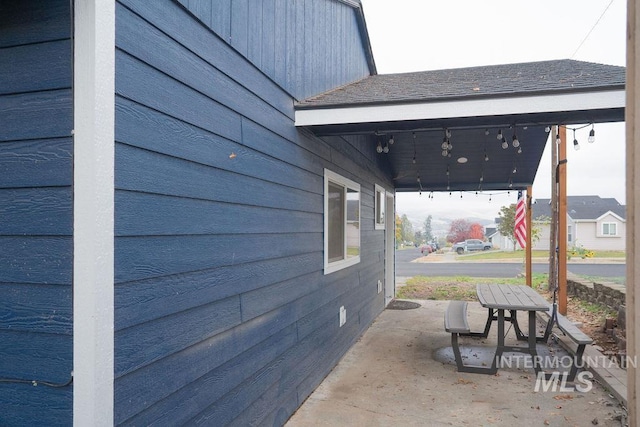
[361, 0, 626, 225]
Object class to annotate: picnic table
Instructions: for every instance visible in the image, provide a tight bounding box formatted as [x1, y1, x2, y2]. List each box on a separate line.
[445, 284, 549, 374]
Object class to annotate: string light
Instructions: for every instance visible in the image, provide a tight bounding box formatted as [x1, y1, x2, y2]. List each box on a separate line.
[376, 139, 383, 153]
[501, 137, 508, 150]
[588, 125, 595, 143]
[512, 132, 520, 148]
[573, 129, 580, 151]
[496, 129, 503, 140]
[389, 134, 395, 145]
[412, 132, 417, 163]
[383, 143, 389, 153]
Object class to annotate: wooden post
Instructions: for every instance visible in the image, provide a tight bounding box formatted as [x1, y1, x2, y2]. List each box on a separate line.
[557, 125, 568, 316]
[626, 0, 638, 422]
[526, 186, 532, 287]
[549, 127, 559, 293]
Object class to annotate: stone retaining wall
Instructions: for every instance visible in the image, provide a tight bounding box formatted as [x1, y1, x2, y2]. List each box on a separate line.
[567, 273, 626, 311]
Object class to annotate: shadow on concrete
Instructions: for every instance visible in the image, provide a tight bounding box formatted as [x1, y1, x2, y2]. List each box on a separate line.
[286, 300, 626, 426]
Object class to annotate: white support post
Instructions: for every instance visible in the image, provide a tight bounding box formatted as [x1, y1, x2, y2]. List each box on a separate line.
[73, 0, 115, 425]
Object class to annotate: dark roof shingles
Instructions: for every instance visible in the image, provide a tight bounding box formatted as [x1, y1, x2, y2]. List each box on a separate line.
[297, 59, 625, 108]
[532, 195, 626, 220]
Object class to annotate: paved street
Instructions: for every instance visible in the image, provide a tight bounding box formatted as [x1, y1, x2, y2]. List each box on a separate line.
[396, 248, 626, 279]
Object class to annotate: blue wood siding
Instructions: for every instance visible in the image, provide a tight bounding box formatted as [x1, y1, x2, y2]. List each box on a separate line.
[180, 0, 371, 100]
[114, 1, 391, 425]
[0, 0, 73, 425]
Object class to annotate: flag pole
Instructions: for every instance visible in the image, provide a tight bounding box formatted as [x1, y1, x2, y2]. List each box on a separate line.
[526, 186, 532, 287]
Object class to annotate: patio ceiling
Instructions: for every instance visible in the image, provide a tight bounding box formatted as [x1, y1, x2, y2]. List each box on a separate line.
[295, 60, 625, 192]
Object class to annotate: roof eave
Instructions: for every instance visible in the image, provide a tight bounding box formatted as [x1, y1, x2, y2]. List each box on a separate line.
[295, 88, 625, 128]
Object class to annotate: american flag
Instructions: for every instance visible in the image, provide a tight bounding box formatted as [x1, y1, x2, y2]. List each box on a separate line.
[514, 190, 526, 249]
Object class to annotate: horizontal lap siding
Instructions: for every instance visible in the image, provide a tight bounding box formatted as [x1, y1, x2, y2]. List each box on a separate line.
[182, 0, 371, 100]
[114, 1, 391, 425]
[0, 0, 73, 425]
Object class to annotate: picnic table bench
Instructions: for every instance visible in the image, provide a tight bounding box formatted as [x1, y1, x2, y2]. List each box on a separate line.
[543, 302, 593, 381]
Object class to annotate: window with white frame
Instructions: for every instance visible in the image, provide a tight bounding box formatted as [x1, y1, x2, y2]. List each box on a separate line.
[567, 225, 573, 243]
[602, 222, 617, 236]
[324, 169, 360, 274]
[374, 184, 385, 230]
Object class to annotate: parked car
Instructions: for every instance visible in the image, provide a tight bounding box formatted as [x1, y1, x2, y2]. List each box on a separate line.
[420, 244, 433, 254]
[452, 239, 492, 254]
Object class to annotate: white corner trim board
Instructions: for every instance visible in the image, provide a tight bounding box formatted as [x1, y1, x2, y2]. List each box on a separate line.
[73, 0, 115, 425]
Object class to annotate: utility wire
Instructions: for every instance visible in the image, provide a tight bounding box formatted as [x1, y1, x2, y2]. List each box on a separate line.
[571, 0, 615, 59]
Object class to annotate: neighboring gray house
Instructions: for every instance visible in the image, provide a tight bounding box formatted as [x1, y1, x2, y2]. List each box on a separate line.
[532, 196, 626, 251]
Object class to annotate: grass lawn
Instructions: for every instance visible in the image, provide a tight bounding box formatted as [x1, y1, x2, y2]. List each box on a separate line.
[459, 249, 625, 261]
[397, 273, 549, 300]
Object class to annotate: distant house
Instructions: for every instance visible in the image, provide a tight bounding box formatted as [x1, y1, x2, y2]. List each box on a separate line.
[485, 221, 515, 251]
[531, 196, 626, 251]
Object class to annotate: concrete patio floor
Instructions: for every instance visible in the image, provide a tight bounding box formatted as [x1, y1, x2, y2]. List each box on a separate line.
[286, 300, 627, 426]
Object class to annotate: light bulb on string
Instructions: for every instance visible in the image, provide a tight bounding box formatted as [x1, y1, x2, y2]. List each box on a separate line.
[441, 150, 448, 157]
[484, 150, 489, 161]
[388, 134, 395, 145]
[556, 132, 561, 145]
[485, 129, 490, 136]
[445, 128, 452, 139]
[441, 138, 448, 150]
[512, 166, 517, 174]
[588, 125, 595, 143]
[573, 129, 580, 151]
[512, 133, 520, 148]
[517, 147, 522, 154]
[501, 137, 508, 149]
[376, 140, 383, 153]
[497, 129, 503, 140]
[460, 192, 463, 199]
[383, 143, 389, 153]
[545, 126, 551, 133]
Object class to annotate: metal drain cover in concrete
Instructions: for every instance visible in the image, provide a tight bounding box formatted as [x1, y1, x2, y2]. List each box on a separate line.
[386, 300, 421, 310]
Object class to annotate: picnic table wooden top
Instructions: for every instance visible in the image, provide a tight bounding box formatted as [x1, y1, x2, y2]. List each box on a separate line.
[476, 284, 549, 312]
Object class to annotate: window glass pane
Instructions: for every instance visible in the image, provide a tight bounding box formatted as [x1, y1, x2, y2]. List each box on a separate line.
[327, 181, 345, 262]
[376, 189, 385, 225]
[346, 188, 360, 259]
[611, 224, 617, 235]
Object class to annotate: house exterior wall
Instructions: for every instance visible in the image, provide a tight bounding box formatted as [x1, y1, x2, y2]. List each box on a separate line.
[574, 215, 626, 251]
[0, 1, 74, 424]
[177, 0, 372, 100]
[532, 215, 626, 252]
[532, 222, 552, 251]
[113, 1, 390, 425]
